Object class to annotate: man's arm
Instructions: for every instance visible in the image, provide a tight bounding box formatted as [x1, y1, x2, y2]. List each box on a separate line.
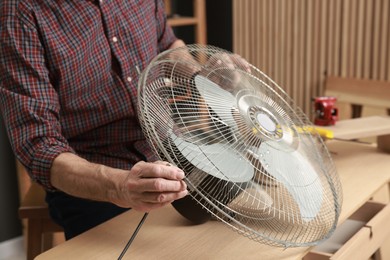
[50, 153, 187, 211]
[0, 6, 187, 212]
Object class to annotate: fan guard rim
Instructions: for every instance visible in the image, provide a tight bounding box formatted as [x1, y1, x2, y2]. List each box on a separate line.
[137, 44, 343, 248]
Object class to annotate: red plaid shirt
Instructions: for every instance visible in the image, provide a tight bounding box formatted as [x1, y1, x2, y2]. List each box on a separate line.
[0, 0, 177, 190]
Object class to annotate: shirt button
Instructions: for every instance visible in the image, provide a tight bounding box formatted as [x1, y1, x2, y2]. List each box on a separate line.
[112, 37, 118, 43]
[127, 77, 132, 82]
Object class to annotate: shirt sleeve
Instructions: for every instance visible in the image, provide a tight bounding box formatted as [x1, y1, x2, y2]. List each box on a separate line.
[155, 0, 178, 52]
[0, 13, 75, 191]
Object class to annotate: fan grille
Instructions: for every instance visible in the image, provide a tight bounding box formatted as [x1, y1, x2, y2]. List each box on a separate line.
[138, 45, 342, 247]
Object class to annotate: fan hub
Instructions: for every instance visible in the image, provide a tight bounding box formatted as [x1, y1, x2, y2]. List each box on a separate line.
[237, 92, 285, 142]
[249, 106, 283, 140]
[257, 113, 276, 132]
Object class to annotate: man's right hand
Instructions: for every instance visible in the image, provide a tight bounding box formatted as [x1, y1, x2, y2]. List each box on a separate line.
[109, 160, 188, 211]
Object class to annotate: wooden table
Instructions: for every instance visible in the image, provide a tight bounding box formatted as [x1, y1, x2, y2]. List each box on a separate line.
[36, 141, 390, 260]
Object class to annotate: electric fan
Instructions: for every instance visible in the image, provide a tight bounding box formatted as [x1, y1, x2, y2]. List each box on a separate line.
[137, 45, 342, 248]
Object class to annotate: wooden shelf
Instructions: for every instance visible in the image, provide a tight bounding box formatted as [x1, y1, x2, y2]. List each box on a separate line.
[167, 16, 198, 27]
[165, 0, 207, 44]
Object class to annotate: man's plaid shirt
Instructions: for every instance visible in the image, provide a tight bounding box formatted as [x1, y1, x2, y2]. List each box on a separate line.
[0, 0, 177, 190]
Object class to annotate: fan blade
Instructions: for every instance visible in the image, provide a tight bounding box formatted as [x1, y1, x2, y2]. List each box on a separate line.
[171, 132, 254, 183]
[256, 140, 323, 221]
[194, 75, 237, 129]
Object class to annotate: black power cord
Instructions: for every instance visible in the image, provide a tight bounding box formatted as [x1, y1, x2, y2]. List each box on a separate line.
[117, 212, 149, 260]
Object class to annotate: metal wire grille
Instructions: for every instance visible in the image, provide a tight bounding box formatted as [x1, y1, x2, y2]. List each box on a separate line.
[137, 45, 342, 247]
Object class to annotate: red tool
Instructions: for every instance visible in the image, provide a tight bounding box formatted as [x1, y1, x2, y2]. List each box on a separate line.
[313, 97, 338, 126]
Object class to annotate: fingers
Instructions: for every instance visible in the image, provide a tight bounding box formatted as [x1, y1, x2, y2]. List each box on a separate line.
[141, 189, 188, 204]
[135, 178, 187, 193]
[154, 160, 173, 167]
[206, 53, 251, 73]
[128, 160, 188, 196]
[133, 160, 185, 180]
[130, 188, 188, 212]
[231, 54, 251, 73]
[133, 161, 187, 192]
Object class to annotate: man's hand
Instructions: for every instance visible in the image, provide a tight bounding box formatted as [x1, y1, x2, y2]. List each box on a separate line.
[202, 53, 252, 91]
[109, 161, 188, 211]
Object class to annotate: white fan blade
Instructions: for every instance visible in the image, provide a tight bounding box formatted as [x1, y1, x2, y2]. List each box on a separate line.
[257, 141, 323, 221]
[194, 75, 237, 128]
[171, 132, 254, 183]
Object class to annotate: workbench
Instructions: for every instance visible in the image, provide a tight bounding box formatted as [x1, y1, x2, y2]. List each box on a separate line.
[36, 141, 390, 260]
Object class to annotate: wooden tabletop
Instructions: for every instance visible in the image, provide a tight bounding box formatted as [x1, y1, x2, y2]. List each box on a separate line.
[36, 141, 390, 260]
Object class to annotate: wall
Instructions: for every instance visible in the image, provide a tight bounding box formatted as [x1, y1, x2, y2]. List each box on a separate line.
[233, 0, 390, 116]
[205, 0, 233, 51]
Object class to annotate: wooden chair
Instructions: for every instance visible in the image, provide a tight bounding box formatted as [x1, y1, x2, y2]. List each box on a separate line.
[19, 181, 64, 260]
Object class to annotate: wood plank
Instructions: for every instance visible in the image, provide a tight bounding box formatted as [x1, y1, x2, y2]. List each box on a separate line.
[318, 0, 327, 96]
[354, 0, 365, 78]
[193, 0, 207, 45]
[249, 0, 256, 64]
[260, 0, 267, 72]
[261, 0, 268, 72]
[167, 17, 198, 27]
[321, 116, 390, 140]
[312, 0, 320, 101]
[277, 0, 284, 90]
[304, 0, 313, 113]
[326, 0, 334, 77]
[363, 0, 373, 78]
[292, 0, 299, 102]
[284, 0, 292, 95]
[333, 0, 342, 76]
[164, 0, 172, 17]
[348, 0, 357, 78]
[254, 0, 261, 67]
[243, 0, 250, 59]
[379, 0, 389, 80]
[340, 0, 350, 77]
[388, 0, 390, 81]
[232, 0, 238, 52]
[372, 0, 382, 79]
[268, 0, 275, 79]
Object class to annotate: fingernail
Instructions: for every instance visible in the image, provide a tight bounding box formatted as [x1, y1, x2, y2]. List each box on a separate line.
[181, 180, 187, 190]
[176, 169, 185, 179]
